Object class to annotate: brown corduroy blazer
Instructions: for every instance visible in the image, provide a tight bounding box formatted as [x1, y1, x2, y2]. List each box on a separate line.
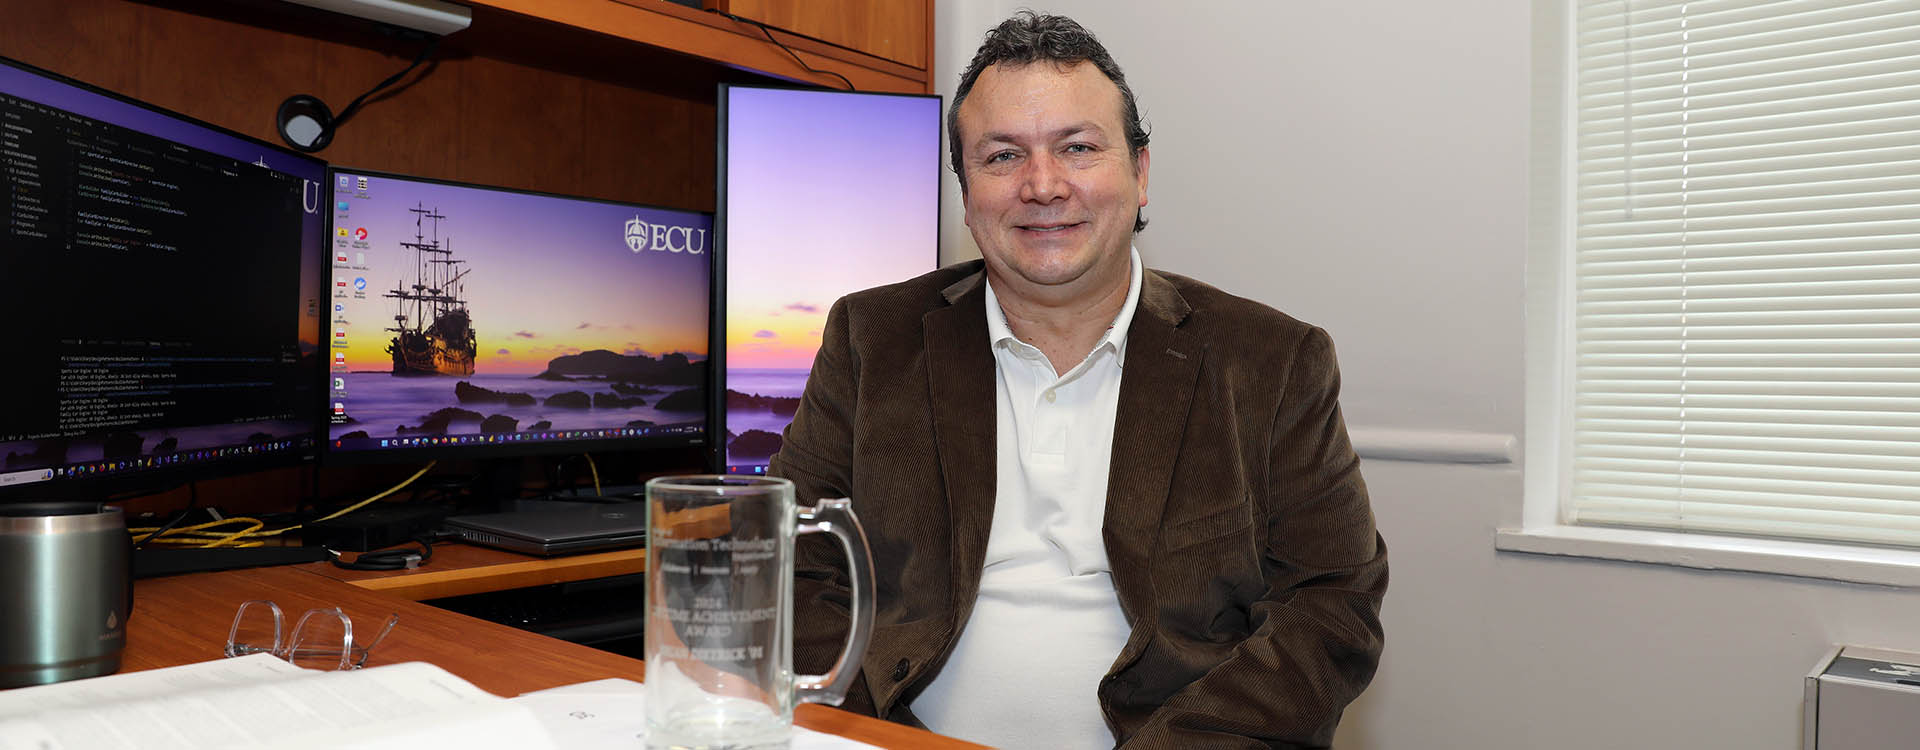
[770, 260, 1387, 749]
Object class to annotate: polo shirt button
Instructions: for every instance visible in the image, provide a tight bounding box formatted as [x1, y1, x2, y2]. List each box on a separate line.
[1044, 391, 1056, 403]
[891, 659, 910, 681]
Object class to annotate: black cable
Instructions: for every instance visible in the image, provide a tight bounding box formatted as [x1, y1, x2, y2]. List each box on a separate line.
[329, 537, 437, 571]
[332, 35, 443, 129]
[133, 482, 198, 550]
[709, 10, 856, 91]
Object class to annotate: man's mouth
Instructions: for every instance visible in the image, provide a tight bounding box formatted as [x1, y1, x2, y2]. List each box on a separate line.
[1018, 222, 1083, 233]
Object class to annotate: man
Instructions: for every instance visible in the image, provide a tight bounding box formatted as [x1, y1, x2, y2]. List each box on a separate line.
[770, 12, 1386, 749]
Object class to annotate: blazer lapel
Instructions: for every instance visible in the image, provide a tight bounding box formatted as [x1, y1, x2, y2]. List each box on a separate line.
[1104, 270, 1199, 644]
[924, 269, 998, 621]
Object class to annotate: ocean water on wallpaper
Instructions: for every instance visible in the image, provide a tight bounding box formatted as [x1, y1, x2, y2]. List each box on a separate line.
[726, 409, 793, 437]
[727, 368, 809, 398]
[332, 372, 700, 438]
[724, 368, 807, 464]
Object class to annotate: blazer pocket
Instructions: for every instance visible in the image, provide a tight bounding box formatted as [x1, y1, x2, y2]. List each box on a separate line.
[1163, 500, 1254, 552]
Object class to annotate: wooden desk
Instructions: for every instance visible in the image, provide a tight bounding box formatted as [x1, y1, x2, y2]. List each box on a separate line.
[299, 543, 648, 601]
[300, 503, 741, 600]
[129, 566, 982, 749]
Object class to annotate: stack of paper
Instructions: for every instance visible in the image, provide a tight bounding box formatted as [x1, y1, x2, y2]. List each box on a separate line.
[0, 654, 551, 750]
[0, 655, 884, 750]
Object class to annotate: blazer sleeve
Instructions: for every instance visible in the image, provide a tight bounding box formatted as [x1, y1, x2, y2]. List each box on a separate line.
[766, 297, 875, 713]
[1124, 326, 1388, 749]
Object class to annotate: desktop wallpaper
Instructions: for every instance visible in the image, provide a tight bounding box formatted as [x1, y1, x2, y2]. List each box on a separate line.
[722, 87, 940, 470]
[327, 172, 712, 448]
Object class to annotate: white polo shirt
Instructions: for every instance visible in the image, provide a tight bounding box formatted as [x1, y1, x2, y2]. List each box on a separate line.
[912, 248, 1143, 749]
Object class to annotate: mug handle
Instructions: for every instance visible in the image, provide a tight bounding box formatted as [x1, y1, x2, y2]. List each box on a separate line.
[792, 498, 875, 706]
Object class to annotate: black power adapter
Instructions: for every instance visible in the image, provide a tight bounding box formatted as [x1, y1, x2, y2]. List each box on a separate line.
[302, 504, 448, 552]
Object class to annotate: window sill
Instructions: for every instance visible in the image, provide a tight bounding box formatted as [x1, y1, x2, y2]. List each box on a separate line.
[1494, 525, 1920, 588]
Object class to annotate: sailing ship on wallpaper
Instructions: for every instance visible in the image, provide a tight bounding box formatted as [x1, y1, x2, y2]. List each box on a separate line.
[385, 204, 477, 376]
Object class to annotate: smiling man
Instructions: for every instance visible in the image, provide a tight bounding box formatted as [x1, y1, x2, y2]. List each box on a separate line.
[771, 12, 1387, 749]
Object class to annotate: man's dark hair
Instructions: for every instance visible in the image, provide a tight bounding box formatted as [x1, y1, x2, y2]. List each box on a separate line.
[949, 11, 1150, 233]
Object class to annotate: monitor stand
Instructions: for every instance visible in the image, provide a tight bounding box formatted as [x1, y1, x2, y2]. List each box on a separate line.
[466, 457, 528, 512]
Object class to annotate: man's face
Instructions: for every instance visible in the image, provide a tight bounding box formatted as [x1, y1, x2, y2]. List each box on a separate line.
[956, 61, 1149, 298]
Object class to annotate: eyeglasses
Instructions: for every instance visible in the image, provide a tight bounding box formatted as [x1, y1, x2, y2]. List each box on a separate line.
[225, 600, 399, 671]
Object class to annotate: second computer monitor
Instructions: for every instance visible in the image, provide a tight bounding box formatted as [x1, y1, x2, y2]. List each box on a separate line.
[715, 85, 942, 474]
[325, 169, 711, 462]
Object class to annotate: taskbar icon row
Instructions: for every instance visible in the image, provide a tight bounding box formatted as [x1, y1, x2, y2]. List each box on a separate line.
[332, 424, 701, 451]
[46, 439, 309, 480]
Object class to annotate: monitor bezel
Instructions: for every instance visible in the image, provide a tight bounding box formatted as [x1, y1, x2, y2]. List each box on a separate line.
[708, 82, 945, 475]
[0, 54, 328, 501]
[319, 166, 715, 467]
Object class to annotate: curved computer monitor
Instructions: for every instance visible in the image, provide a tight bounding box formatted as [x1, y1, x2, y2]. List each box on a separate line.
[0, 56, 327, 499]
[322, 168, 711, 466]
[713, 84, 942, 475]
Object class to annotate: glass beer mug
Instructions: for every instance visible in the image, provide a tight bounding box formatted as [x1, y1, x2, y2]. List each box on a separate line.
[645, 476, 875, 750]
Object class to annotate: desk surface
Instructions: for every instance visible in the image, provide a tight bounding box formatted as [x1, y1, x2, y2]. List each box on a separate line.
[300, 542, 648, 601]
[128, 566, 982, 749]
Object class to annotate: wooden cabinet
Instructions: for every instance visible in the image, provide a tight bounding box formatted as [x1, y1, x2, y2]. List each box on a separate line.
[707, 0, 931, 70]
[470, 0, 934, 94]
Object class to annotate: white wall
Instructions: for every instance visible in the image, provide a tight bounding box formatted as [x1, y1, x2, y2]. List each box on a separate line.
[932, 2, 1920, 748]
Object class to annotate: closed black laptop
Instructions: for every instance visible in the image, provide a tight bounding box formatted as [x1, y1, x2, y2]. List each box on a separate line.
[441, 504, 647, 557]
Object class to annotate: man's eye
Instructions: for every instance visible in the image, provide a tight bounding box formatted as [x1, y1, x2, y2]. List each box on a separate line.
[1064, 144, 1092, 153]
[986, 151, 1016, 164]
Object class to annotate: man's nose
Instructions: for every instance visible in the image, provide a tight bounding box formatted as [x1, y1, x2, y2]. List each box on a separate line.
[1019, 153, 1068, 203]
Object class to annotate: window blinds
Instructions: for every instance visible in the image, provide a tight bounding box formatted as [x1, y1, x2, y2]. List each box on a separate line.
[1570, 0, 1920, 547]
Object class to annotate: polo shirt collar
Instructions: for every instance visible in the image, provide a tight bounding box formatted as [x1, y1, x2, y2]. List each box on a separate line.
[984, 247, 1144, 365]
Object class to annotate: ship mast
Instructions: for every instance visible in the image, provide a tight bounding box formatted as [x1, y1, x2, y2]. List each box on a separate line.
[383, 202, 477, 376]
[386, 203, 461, 334]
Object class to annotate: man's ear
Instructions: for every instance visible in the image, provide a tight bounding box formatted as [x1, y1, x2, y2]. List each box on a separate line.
[1134, 146, 1151, 208]
[961, 183, 975, 231]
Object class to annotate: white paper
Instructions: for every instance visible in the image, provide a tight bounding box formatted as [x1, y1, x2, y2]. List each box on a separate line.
[0, 653, 303, 719]
[0, 656, 555, 750]
[512, 678, 882, 750]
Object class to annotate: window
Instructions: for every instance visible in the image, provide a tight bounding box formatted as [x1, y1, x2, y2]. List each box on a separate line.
[1554, 0, 1920, 549]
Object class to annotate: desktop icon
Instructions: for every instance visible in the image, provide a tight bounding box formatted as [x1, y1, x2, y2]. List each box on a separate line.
[334, 352, 347, 365]
[335, 251, 348, 264]
[356, 175, 368, 190]
[334, 377, 346, 390]
[354, 227, 368, 241]
[338, 174, 350, 188]
[335, 276, 346, 288]
[337, 227, 348, 238]
[334, 327, 346, 338]
[334, 303, 345, 313]
[353, 277, 367, 291]
[333, 402, 345, 415]
[336, 201, 349, 211]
